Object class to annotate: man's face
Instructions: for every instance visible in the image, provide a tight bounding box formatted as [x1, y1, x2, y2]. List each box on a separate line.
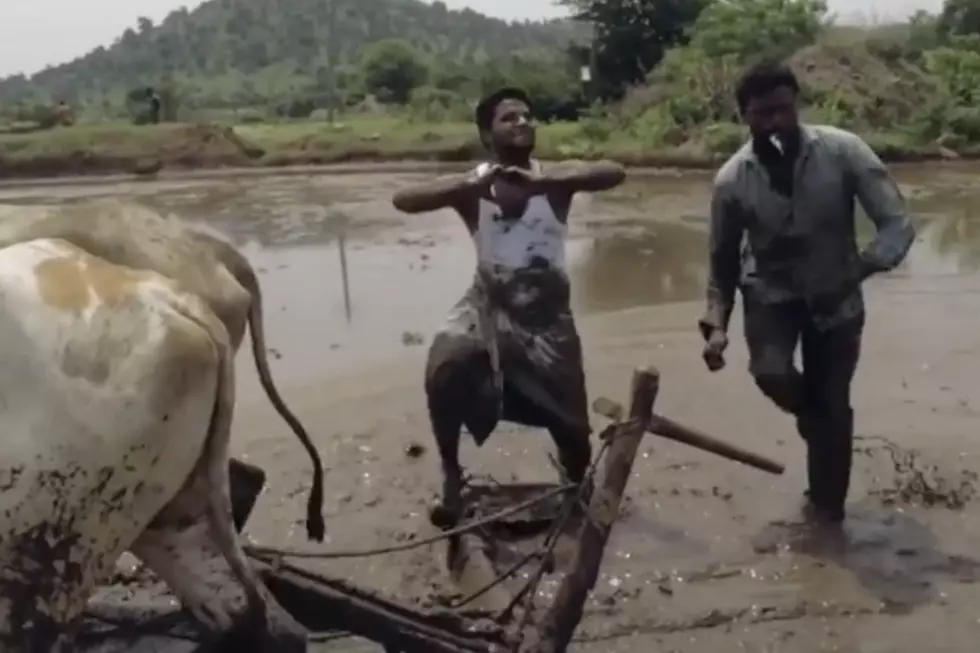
[485, 98, 535, 153]
[743, 85, 799, 143]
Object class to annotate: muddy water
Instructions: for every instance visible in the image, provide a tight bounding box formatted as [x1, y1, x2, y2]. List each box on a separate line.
[0, 166, 974, 391]
[5, 163, 980, 651]
[0, 172, 716, 388]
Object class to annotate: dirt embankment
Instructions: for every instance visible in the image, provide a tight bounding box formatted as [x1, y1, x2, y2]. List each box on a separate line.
[0, 123, 263, 179]
[1, 120, 977, 181]
[0, 122, 485, 180]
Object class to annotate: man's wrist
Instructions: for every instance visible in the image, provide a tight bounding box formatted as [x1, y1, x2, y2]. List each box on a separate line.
[463, 170, 491, 191]
[698, 318, 724, 342]
[859, 255, 879, 281]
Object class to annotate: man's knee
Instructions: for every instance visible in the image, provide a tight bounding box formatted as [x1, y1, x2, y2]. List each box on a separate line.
[424, 333, 488, 397]
[752, 371, 805, 415]
[425, 332, 499, 441]
[747, 330, 802, 415]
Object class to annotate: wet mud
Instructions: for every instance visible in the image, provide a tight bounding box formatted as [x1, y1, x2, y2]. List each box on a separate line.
[4, 162, 980, 651]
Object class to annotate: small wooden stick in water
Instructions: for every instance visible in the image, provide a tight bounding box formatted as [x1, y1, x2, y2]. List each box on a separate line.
[338, 229, 351, 322]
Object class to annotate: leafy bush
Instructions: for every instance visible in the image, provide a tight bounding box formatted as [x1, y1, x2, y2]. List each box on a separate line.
[689, 0, 827, 61]
[407, 87, 470, 122]
[359, 40, 430, 104]
[702, 122, 745, 155]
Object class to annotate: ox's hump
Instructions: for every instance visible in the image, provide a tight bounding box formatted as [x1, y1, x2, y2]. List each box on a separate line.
[32, 239, 152, 314]
[11, 238, 217, 393]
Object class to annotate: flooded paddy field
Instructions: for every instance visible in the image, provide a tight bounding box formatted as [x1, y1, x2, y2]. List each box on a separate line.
[5, 163, 980, 651]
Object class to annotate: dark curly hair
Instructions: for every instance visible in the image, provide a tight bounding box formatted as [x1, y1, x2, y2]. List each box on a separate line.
[475, 87, 532, 132]
[735, 61, 800, 113]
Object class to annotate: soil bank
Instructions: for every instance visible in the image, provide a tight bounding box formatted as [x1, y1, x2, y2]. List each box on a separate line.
[0, 120, 975, 182]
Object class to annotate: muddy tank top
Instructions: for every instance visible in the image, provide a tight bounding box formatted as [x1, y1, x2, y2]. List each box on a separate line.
[472, 161, 567, 273]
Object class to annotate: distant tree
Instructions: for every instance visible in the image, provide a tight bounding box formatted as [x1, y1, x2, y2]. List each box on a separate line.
[939, 0, 980, 36]
[359, 40, 429, 103]
[0, 0, 586, 111]
[562, 0, 711, 101]
[907, 10, 943, 54]
[688, 0, 826, 60]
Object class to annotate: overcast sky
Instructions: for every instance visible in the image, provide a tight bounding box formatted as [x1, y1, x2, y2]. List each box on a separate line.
[0, 0, 947, 78]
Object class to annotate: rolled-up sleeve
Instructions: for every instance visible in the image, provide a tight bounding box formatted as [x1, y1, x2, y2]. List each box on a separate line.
[699, 180, 744, 339]
[844, 134, 916, 273]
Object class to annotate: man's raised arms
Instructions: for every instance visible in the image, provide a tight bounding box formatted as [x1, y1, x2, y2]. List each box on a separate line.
[392, 166, 498, 214]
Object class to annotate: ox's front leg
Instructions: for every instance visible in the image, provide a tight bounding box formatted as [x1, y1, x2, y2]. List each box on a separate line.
[131, 473, 306, 653]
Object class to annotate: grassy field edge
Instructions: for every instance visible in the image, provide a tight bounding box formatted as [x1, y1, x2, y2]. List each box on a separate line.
[0, 120, 972, 181]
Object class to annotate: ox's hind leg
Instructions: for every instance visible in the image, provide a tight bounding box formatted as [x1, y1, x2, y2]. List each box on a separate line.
[133, 323, 306, 652]
[131, 453, 306, 652]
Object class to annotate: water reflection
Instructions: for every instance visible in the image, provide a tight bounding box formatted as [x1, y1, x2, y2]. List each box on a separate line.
[570, 221, 708, 314]
[138, 181, 398, 249]
[0, 175, 403, 249]
[886, 166, 980, 275]
[6, 167, 980, 360]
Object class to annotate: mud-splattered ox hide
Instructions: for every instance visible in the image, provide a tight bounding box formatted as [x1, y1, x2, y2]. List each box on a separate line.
[0, 199, 325, 543]
[0, 238, 307, 651]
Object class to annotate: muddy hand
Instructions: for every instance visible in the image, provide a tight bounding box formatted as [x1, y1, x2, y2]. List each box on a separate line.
[468, 163, 502, 194]
[702, 329, 728, 372]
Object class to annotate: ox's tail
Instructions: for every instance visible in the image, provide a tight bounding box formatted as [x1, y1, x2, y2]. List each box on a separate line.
[210, 238, 325, 543]
[244, 267, 325, 542]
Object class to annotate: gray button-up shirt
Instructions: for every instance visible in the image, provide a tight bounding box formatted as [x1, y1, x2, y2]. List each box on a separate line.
[700, 124, 916, 335]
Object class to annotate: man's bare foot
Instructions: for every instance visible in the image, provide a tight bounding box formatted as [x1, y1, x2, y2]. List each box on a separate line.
[430, 477, 464, 529]
[429, 502, 461, 529]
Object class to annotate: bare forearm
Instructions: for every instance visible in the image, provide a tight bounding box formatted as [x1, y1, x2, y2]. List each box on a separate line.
[544, 160, 626, 193]
[392, 174, 478, 213]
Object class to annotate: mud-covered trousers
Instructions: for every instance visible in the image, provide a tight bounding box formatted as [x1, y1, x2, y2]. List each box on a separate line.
[743, 297, 864, 520]
[423, 273, 593, 514]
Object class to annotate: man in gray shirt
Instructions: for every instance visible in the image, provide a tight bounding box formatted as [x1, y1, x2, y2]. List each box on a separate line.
[699, 62, 916, 524]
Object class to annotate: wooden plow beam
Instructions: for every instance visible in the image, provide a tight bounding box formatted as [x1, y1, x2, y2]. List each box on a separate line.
[250, 554, 502, 652]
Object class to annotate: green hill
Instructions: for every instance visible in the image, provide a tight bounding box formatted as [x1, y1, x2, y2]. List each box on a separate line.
[0, 0, 586, 111]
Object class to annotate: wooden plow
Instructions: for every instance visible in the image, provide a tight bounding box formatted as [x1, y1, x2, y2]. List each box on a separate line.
[80, 366, 784, 652]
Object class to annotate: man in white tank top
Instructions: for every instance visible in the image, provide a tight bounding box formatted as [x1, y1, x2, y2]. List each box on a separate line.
[392, 87, 626, 524]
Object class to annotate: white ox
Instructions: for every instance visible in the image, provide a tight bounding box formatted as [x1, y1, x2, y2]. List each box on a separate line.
[0, 198, 325, 542]
[0, 237, 307, 651]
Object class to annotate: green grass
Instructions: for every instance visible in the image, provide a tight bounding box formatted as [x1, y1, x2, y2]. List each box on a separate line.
[0, 114, 968, 180]
[0, 123, 171, 158]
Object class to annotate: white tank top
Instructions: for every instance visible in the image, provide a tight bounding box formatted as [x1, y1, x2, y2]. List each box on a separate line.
[472, 161, 567, 273]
